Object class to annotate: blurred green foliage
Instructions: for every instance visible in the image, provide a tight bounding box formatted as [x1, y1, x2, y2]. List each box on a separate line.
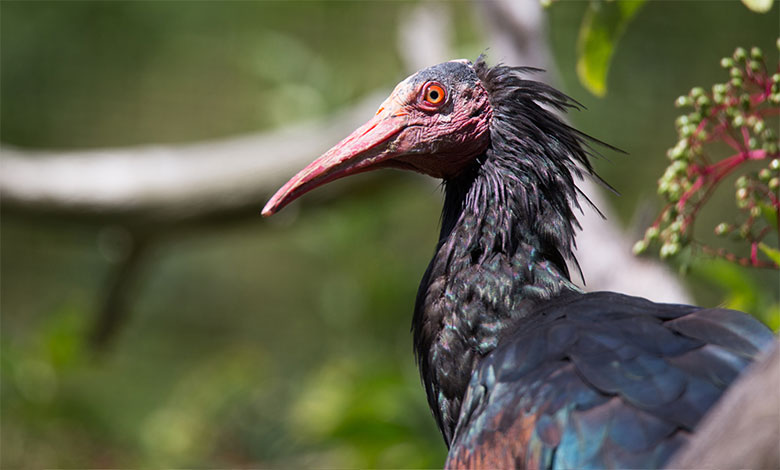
[2, 181, 446, 467]
[576, 0, 645, 97]
[1, 1, 778, 468]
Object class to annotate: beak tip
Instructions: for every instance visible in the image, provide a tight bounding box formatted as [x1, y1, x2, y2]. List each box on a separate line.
[261, 201, 276, 217]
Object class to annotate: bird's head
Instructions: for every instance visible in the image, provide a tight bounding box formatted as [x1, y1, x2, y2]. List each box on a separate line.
[262, 59, 493, 216]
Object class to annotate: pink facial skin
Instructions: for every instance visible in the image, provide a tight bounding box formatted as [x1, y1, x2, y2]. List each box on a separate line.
[262, 61, 493, 217]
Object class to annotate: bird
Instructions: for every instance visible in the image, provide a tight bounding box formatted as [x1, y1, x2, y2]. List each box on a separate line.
[262, 57, 774, 469]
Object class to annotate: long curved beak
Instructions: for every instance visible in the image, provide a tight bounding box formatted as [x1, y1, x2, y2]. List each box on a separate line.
[262, 109, 408, 216]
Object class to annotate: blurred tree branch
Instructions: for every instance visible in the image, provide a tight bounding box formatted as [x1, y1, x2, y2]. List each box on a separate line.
[1, 92, 389, 228]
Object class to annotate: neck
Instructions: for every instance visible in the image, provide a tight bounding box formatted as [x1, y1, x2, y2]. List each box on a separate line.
[412, 152, 581, 444]
[412, 62, 604, 443]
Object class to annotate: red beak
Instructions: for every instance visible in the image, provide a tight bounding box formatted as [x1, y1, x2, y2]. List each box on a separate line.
[262, 110, 408, 216]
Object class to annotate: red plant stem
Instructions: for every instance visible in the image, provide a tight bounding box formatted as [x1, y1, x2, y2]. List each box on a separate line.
[680, 149, 766, 202]
[719, 128, 743, 152]
[699, 243, 779, 269]
[677, 149, 774, 234]
[741, 127, 751, 148]
[650, 204, 672, 231]
[677, 175, 704, 211]
[751, 242, 759, 266]
[750, 182, 780, 207]
[755, 225, 773, 243]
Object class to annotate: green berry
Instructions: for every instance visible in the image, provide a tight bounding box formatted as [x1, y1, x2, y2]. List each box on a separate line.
[750, 47, 763, 60]
[736, 187, 750, 207]
[690, 87, 705, 98]
[645, 226, 660, 240]
[669, 183, 683, 200]
[721, 57, 735, 69]
[671, 160, 688, 175]
[667, 144, 686, 160]
[660, 242, 680, 258]
[675, 95, 691, 107]
[714, 223, 732, 236]
[733, 47, 747, 62]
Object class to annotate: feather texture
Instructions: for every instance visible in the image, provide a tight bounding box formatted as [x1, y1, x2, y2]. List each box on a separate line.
[444, 292, 772, 469]
[409, 59, 774, 468]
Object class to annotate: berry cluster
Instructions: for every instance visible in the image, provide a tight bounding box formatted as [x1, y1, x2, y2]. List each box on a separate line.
[635, 42, 780, 268]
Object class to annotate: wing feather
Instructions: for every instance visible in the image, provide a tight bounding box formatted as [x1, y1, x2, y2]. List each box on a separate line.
[445, 292, 773, 469]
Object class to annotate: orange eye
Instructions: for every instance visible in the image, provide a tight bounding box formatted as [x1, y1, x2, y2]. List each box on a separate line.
[423, 83, 446, 106]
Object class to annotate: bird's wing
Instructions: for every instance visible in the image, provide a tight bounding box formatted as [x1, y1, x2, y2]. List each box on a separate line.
[445, 292, 773, 470]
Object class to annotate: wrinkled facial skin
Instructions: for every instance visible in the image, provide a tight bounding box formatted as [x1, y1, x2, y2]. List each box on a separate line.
[373, 61, 493, 178]
[262, 60, 493, 216]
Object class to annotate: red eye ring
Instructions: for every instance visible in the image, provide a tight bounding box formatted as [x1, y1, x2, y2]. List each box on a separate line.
[422, 82, 446, 106]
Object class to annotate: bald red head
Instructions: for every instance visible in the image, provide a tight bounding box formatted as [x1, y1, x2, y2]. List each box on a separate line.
[262, 60, 493, 217]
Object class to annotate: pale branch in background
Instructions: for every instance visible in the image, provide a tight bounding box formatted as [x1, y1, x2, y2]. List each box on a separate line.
[0, 91, 390, 226]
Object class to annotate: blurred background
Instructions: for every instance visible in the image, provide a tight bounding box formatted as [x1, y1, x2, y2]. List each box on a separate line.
[1, 1, 778, 467]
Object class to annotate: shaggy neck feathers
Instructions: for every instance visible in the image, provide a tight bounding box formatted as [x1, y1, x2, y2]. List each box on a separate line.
[412, 59, 603, 443]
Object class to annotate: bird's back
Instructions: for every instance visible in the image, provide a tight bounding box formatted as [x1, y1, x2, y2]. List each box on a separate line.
[446, 291, 773, 469]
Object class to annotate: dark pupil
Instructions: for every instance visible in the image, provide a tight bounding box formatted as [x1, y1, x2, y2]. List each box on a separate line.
[429, 89, 439, 101]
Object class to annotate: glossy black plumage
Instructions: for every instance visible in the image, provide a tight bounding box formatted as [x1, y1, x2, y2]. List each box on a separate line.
[408, 59, 773, 469]
[445, 292, 772, 469]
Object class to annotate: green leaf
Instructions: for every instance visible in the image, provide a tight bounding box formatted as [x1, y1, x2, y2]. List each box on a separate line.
[577, 0, 645, 96]
[741, 0, 774, 13]
[758, 242, 780, 266]
[691, 258, 759, 313]
[764, 303, 780, 332]
[759, 201, 778, 228]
